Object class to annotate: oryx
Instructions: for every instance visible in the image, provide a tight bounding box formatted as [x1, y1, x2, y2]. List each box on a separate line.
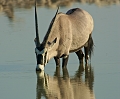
[34, 1, 94, 71]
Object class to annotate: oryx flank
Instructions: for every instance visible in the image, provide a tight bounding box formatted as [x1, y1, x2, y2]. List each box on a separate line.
[34, 2, 94, 71]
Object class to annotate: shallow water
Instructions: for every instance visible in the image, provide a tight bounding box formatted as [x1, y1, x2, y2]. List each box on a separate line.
[0, 1, 120, 99]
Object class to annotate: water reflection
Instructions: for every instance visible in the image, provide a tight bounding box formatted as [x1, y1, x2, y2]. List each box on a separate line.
[0, 0, 119, 20]
[36, 63, 95, 99]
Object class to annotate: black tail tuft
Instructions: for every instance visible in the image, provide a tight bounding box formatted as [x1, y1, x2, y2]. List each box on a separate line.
[88, 34, 94, 59]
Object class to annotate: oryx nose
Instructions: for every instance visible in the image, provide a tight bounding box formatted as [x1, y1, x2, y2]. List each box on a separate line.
[36, 67, 42, 72]
[36, 64, 44, 71]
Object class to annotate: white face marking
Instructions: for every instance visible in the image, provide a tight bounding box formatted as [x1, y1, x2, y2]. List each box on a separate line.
[35, 48, 46, 56]
[36, 64, 44, 71]
[35, 48, 48, 69]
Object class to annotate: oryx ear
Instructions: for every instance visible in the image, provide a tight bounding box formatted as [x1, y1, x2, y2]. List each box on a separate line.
[47, 37, 57, 48]
[53, 37, 57, 43]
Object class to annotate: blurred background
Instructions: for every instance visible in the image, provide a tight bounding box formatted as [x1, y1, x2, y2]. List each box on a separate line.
[0, 0, 120, 20]
[0, 0, 120, 99]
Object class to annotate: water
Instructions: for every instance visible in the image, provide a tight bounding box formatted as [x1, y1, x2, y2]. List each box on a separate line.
[0, 1, 120, 99]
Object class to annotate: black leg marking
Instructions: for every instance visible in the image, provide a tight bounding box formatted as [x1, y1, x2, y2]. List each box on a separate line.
[62, 66, 69, 79]
[54, 57, 60, 67]
[62, 55, 69, 67]
[75, 63, 84, 78]
[54, 66, 60, 77]
[75, 50, 84, 64]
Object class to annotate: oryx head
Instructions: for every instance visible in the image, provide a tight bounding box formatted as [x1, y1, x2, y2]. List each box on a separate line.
[34, 1, 59, 71]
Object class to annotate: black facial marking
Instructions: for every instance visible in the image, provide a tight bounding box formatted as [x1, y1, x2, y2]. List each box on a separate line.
[36, 44, 44, 51]
[44, 52, 47, 65]
[37, 54, 43, 65]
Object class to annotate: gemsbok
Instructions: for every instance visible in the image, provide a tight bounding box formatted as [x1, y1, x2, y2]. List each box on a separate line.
[34, 1, 94, 71]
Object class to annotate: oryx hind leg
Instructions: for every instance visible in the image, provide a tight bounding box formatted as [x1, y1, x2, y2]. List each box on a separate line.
[75, 50, 84, 64]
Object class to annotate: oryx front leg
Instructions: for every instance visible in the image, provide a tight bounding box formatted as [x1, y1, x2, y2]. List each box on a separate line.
[54, 57, 60, 67]
[62, 55, 69, 67]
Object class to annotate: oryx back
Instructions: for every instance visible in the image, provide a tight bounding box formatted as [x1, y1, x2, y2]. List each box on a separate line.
[66, 8, 94, 52]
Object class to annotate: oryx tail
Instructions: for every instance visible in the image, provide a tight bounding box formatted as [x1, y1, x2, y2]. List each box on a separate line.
[87, 34, 94, 58]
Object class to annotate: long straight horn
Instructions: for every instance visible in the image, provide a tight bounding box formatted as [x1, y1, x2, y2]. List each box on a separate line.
[35, 0, 40, 47]
[54, 6, 59, 19]
[48, 6, 59, 33]
[52, 6, 59, 24]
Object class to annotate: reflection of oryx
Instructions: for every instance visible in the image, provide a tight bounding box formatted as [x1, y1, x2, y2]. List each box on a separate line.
[34, 1, 94, 71]
[36, 64, 95, 99]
